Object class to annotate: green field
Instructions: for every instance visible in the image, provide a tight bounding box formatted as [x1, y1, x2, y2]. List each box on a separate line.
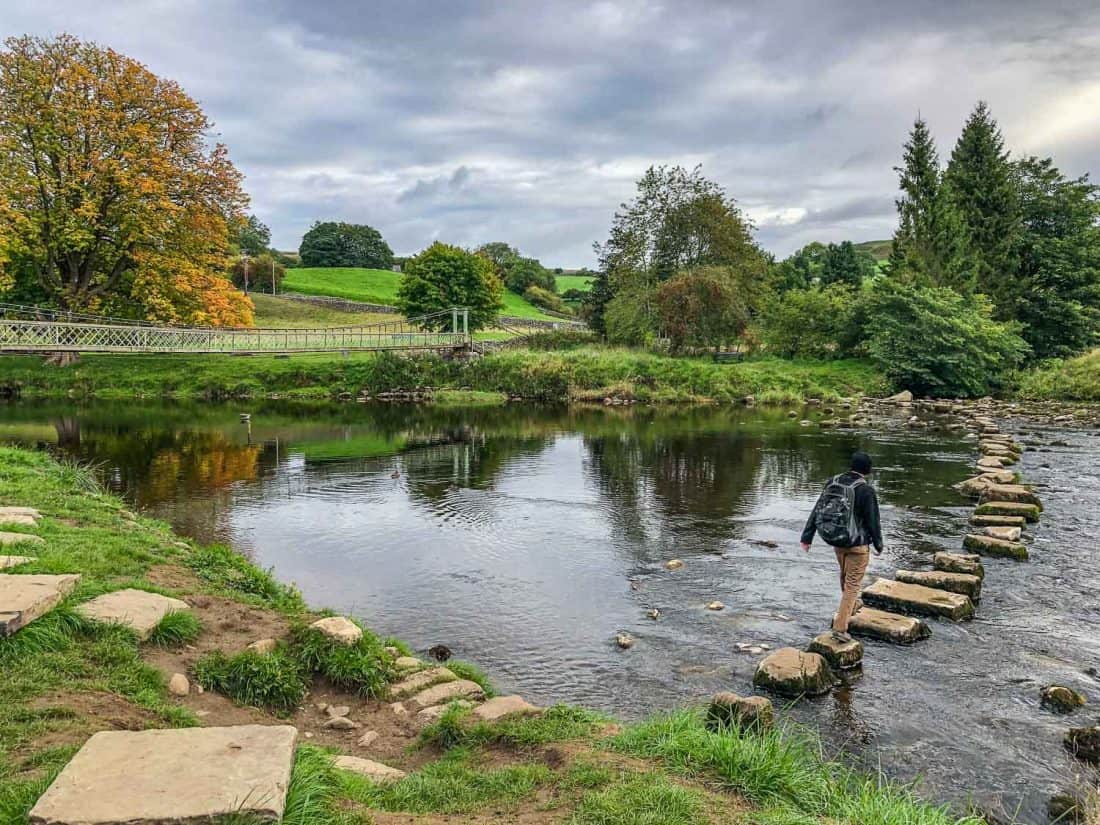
[281, 267, 560, 321]
[555, 274, 594, 293]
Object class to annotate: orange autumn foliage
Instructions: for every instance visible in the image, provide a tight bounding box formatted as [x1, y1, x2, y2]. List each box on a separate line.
[0, 34, 253, 326]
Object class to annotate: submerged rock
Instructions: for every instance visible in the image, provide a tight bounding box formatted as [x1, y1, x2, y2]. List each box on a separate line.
[1041, 685, 1086, 714]
[894, 569, 982, 601]
[1064, 726, 1100, 763]
[664, 559, 684, 570]
[752, 648, 835, 697]
[963, 533, 1029, 561]
[615, 633, 634, 649]
[807, 632, 863, 670]
[705, 692, 773, 732]
[933, 552, 984, 579]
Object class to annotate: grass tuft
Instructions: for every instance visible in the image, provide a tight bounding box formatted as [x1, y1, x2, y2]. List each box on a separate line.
[290, 623, 394, 698]
[571, 773, 706, 825]
[192, 649, 308, 714]
[184, 545, 305, 612]
[417, 702, 473, 750]
[444, 659, 495, 698]
[147, 611, 203, 648]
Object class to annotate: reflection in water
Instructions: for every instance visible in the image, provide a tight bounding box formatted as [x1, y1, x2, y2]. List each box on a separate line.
[1, 399, 1096, 821]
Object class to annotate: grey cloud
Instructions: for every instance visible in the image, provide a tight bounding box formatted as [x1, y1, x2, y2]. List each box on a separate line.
[2, 0, 1098, 265]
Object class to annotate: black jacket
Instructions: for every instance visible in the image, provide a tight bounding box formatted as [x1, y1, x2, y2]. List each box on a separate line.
[801, 471, 883, 552]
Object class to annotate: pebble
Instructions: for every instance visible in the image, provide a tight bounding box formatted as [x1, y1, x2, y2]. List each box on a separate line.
[664, 559, 684, 570]
[706, 601, 725, 611]
[322, 716, 361, 731]
[616, 633, 634, 649]
[357, 730, 380, 748]
[168, 673, 189, 696]
[325, 705, 351, 719]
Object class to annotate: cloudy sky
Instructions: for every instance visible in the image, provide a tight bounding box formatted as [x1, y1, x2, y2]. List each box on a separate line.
[3, 1, 1099, 266]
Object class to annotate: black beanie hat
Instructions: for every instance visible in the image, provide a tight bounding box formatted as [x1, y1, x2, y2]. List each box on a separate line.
[851, 451, 873, 475]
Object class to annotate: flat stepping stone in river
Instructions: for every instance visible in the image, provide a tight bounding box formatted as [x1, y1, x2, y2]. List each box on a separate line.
[979, 483, 1042, 508]
[933, 552, 984, 578]
[849, 607, 931, 644]
[0, 555, 35, 570]
[983, 525, 1022, 542]
[969, 513, 1026, 529]
[807, 632, 863, 670]
[0, 531, 45, 548]
[895, 569, 982, 602]
[76, 589, 191, 640]
[862, 578, 975, 621]
[963, 533, 1029, 561]
[0, 573, 80, 637]
[408, 679, 486, 710]
[752, 648, 835, 697]
[974, 501, 1040, 522]
[387, 666, 456, 699]
[29, 724, 297, 825]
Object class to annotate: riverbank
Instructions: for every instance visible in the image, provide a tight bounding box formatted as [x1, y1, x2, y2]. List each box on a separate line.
[0, 347, 887, 405]
[1015, 348, 1100, 402]
[0, 445, 986, 824]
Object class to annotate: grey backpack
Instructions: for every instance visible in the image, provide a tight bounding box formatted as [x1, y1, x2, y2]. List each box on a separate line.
[815, 475, 865, 547]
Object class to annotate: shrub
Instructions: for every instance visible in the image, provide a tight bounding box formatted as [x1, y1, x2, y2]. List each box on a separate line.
[397, 242, 504, 332]
[865, 281, 1029, 397]
[193, 649, 308, 714]
[229, 252, 285, 294]
[757, 284, 863, 359]
[656, 268, 749, 352]
[291, 622, 394, 697]
[523, 285, 569, 314]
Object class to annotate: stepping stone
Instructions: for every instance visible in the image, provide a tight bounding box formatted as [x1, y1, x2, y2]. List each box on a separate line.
[933, 552, 984, 578]
[980, 484, 1042, 508]
[984, 525, 1022, 542]
[0, 531, 45, 548]
[394, 655, 422, 672]
[807, 632, 863, 669]
[849, 607, 930, 644]
[310, 616, 362, 645]
[752, 648, 835, 697]
[77, 589, 190, 640]
[976, 456, 1006, 470]
[895, 569, 982, 602]
[0, 555, 35, 569]
[0, 513, 37, 526]
[333, 755, 406, 784]
[388, 666, 455, 700]
[29, 724, 298, 824]
[705, 692, 773, 732]
[471, 695, 541, 722]
[862, 578, 975, 621]
[969, 513, 1026, 529]
[0, 506, 41, 519]
[408, 679, 486, 710]
[963, 533, 1029, 561]
[0, 573, 80, 637]
[956, 472, 1015, 497]
[974, 501, 1039, 522]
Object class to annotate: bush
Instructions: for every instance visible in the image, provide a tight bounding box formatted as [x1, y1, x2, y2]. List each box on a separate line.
[193, 648, 308, 714]
[290, 622, 394, 697]
[397, 242, 504, 332]
[656, 268, 748, 352]
[865, 281, 1028, 397]
[229, 252, 285, 294]
[298, 221, 393, 269]
[757, 284, 863, 359]
[505, 257, 556, 295]
[522, 285, 568, 314]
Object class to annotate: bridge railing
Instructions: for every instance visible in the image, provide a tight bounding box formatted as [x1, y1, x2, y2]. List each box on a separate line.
[0, 308, 471, 354]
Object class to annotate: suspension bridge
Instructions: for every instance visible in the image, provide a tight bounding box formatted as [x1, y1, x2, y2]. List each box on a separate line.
[0, 303, 471, 355]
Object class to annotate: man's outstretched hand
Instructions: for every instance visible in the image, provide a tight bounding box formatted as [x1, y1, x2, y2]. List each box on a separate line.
[800, 542, 811, 553]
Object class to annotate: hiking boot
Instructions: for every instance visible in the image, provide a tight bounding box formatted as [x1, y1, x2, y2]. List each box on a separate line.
[831, 630, 854, 644]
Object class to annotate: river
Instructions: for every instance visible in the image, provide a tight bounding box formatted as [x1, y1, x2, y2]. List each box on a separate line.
[1, 399, 1096, 822]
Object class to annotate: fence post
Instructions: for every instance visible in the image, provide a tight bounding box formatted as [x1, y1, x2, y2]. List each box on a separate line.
[452, 307, 458, 336]
[463, 308, 468, 337]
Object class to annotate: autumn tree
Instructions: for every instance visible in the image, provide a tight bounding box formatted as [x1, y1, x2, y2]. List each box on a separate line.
[656, 267, 749, 352]
[0, 35, 252, 325]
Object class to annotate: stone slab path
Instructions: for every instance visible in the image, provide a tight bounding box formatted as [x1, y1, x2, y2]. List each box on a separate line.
[0, 573, 80, 637]
[848, 606, 931, 644]
[76, 589, 190, 640]
[894, 569, 982, 601]
[29, 725, 298, 825]
[0, 531, 45, 548]
[963, 533, 1029, 561]
[863, 578, 975, 621]
[0, 555, 35, 570]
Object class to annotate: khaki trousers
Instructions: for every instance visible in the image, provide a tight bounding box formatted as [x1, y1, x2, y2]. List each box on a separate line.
[832, 545, 869, 633]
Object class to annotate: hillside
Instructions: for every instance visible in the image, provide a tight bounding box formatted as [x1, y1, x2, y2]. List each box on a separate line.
[556, 273, 594, 293]
[282, 267, 562, 321]
[853, 239, 892, 261]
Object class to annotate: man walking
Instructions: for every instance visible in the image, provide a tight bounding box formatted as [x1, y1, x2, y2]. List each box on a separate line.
[800, 451, 883, 643]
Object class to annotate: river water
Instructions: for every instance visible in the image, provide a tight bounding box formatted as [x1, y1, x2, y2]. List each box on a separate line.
[1, 400, 1097, 822]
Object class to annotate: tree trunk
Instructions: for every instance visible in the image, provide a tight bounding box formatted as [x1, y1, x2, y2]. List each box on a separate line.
[43, 352, 80, 367]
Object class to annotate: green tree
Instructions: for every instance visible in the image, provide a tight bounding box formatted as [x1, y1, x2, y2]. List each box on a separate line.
[231, 214, 271, 257]
[1012, 156, 1100, 358]
[758, 284, 864, 359]
[582, 268, 614, 336]
[944, 102, 1021, 311]
[396, 242, 503, 331]
[820, 241, 874, 288]
[229, 253, 284, 294]
[505, 257, 555, 294]
[298, 221, 393, 269]
[865, 280, 1028, 397]
[656, 267, 749, 352]
[889, 117, 972, 290]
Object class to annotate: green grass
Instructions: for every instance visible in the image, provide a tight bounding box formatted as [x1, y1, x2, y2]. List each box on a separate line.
[184, 544, 305, 612]
[0, 347, 887, 405]
[444, 659, 496, 697]
[281, 266, 559, 321]
[556, 274, 594, 293]
[193, 648, 308, 715]
[1014, 349, 1100, 401]
[571, 773, 706, 825]
[147, 611, 203, 648]
[420, 704, 608, 752]
[290, 622, 394, 698]
[249, 293, 397, 329]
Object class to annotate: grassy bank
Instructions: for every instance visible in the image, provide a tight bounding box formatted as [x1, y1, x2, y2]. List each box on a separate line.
[0, 446, 985, 823]
[1014, 348, 1100, 401]
[0, 346, 888, 404]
